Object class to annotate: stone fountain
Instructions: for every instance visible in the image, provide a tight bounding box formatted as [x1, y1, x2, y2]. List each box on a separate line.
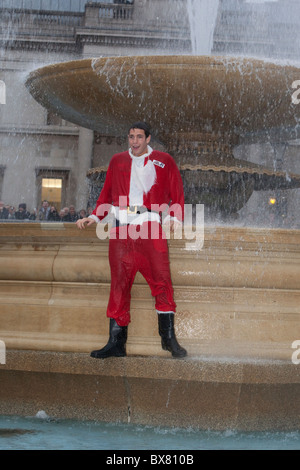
[1, 51, 300, 430]
[25, 55, 300, 217]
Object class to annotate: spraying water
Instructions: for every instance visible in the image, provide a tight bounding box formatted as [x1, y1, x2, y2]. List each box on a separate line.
[187, 0, 219, 55]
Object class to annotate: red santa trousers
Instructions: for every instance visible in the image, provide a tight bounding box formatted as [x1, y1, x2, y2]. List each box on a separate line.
[106, 221, 176, 326]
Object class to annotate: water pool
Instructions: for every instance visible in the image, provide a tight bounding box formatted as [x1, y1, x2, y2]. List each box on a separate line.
[0, 414, 300, 450]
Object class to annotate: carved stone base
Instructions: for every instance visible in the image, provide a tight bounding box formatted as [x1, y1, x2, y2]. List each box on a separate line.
[0, 223, 299, 359]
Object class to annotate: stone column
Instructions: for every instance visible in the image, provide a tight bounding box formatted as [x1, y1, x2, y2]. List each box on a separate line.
[75, 127, 94, 210]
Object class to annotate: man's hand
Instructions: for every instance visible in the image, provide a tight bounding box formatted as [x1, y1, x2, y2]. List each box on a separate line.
[169, 219, 182, 232]
[76, 217, 96, 229]
[163, 217, 183, 238]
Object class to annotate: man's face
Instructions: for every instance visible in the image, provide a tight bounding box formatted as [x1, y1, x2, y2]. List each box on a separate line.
[128, 128, 151, 157]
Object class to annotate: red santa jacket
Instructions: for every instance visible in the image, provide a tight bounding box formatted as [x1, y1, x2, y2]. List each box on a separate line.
[92, 149, 184, 222]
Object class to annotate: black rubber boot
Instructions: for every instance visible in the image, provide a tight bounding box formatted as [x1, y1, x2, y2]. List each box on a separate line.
[158, 313, 187, 358]
[90, 318, 127, 359]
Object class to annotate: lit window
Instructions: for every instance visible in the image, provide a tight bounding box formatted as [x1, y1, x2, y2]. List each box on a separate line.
[42, 178, 62, 189]
[41, 178, 62, 209]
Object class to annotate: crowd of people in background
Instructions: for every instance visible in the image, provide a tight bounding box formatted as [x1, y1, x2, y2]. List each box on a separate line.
[0, 199, 92, 222]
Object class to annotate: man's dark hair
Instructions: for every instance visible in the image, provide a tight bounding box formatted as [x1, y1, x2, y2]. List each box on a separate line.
[128, 121, 151, 138]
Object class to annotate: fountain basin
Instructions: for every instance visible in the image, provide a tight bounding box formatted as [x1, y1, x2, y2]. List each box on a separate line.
[1, 350, 300, 431]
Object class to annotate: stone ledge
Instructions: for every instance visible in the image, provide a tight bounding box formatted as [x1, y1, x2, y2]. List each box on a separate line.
[1, 350, 300, 431]
[2, 349, 300, 384]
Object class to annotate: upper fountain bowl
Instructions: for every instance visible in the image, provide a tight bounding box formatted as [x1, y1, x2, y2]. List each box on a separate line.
[26, 55, 300, 217]
[25, 55, 300, 144]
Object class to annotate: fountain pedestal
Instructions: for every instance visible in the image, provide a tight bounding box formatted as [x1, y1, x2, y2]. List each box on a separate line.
[0, 223, 299, 359]
[0, 223, 300, 430]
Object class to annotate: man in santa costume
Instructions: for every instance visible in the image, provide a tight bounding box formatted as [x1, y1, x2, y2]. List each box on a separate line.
[76, 122, 187, 359]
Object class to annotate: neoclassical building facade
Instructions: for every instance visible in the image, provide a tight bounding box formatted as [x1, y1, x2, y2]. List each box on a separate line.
[0, 0, 191, 213]
[0, 0, 299, 225]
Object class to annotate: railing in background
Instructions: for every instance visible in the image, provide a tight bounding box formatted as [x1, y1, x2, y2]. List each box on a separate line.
[97, 3, 134, 21]
[0, 3, 134, 40]
[0, 8, 84, 38]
